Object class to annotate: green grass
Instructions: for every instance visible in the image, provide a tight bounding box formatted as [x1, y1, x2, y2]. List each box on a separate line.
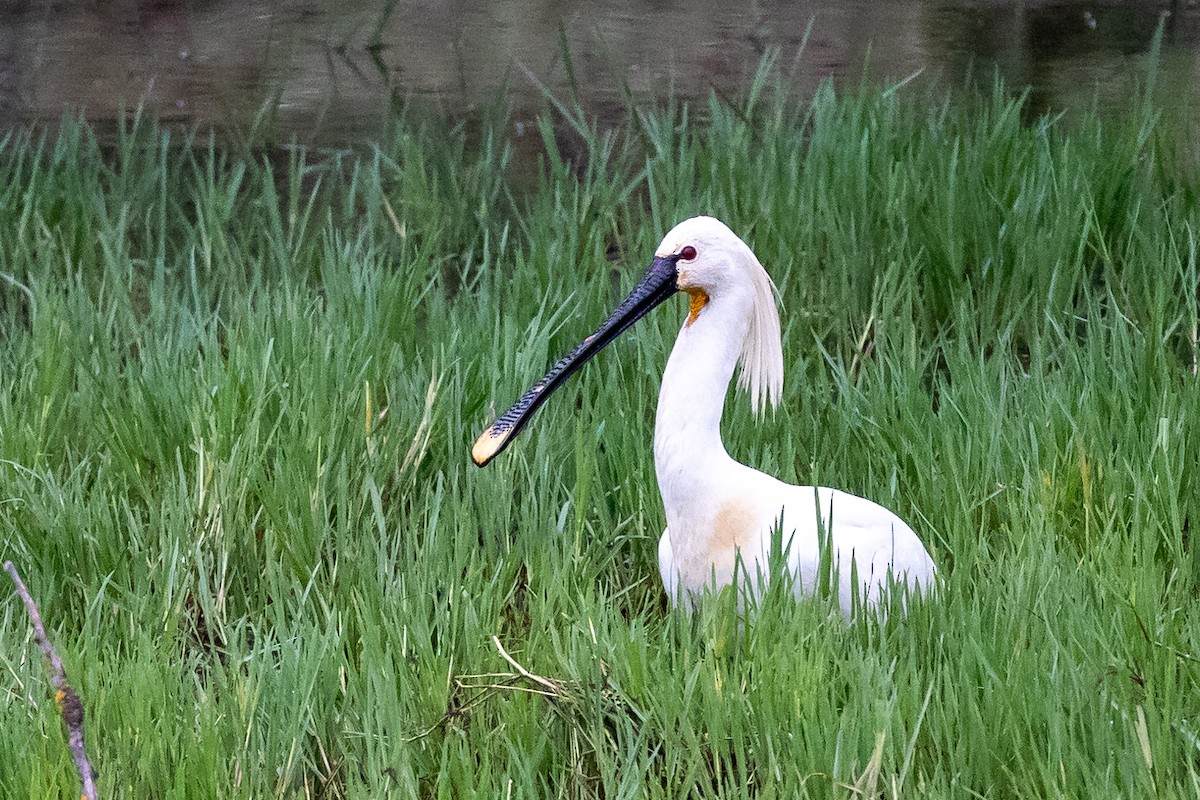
[1, 67, 1199, 797]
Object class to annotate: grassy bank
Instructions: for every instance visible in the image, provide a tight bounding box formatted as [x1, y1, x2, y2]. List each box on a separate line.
[1, 72, 1199, 797]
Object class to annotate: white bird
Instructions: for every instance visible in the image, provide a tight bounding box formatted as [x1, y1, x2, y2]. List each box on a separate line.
[474, 216, 936, 615]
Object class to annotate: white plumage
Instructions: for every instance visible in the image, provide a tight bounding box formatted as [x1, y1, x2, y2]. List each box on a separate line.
[474, 216, 936, 614]
[652, 217, 935, 613]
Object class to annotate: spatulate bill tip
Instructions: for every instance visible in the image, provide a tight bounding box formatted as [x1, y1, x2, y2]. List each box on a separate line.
[471, 426, 509, 467]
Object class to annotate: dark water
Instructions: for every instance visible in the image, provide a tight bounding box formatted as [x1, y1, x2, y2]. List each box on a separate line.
[0, 1, 1195, 143]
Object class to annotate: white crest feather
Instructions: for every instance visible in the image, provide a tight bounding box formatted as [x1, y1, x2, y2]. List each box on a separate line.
[733, 237, 784, 414]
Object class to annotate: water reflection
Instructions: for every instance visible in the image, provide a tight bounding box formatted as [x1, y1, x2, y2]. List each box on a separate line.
[0, 1, 1194, 143]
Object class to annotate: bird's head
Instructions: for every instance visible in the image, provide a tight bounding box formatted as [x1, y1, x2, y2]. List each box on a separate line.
[654, 216, 784, 413]
[656, 216, 751, 307]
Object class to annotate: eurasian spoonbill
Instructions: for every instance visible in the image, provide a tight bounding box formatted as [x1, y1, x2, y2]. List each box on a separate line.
[473, 216, 936, 614]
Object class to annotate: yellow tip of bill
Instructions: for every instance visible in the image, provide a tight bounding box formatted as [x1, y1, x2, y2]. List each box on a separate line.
[472, 425, 510, 467]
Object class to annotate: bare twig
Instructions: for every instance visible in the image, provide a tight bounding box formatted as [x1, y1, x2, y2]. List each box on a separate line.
[491, 635, 565, 695]
[403, 643, 574, 744]
[4, 561, 97, 800]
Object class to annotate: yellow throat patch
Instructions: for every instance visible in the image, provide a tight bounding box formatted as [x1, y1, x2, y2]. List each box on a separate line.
[685, 288, 709, 326]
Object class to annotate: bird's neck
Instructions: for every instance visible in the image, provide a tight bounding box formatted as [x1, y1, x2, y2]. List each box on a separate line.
[653, 300, 749, 494]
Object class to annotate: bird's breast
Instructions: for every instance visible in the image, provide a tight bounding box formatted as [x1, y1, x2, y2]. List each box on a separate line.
[670, 495, 766, 592]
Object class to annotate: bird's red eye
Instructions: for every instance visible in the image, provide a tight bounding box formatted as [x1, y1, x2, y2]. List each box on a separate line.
[679, 245, 697, 261]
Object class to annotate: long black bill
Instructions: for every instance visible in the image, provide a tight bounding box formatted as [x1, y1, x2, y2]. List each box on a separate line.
[472, 255, 680, 466]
